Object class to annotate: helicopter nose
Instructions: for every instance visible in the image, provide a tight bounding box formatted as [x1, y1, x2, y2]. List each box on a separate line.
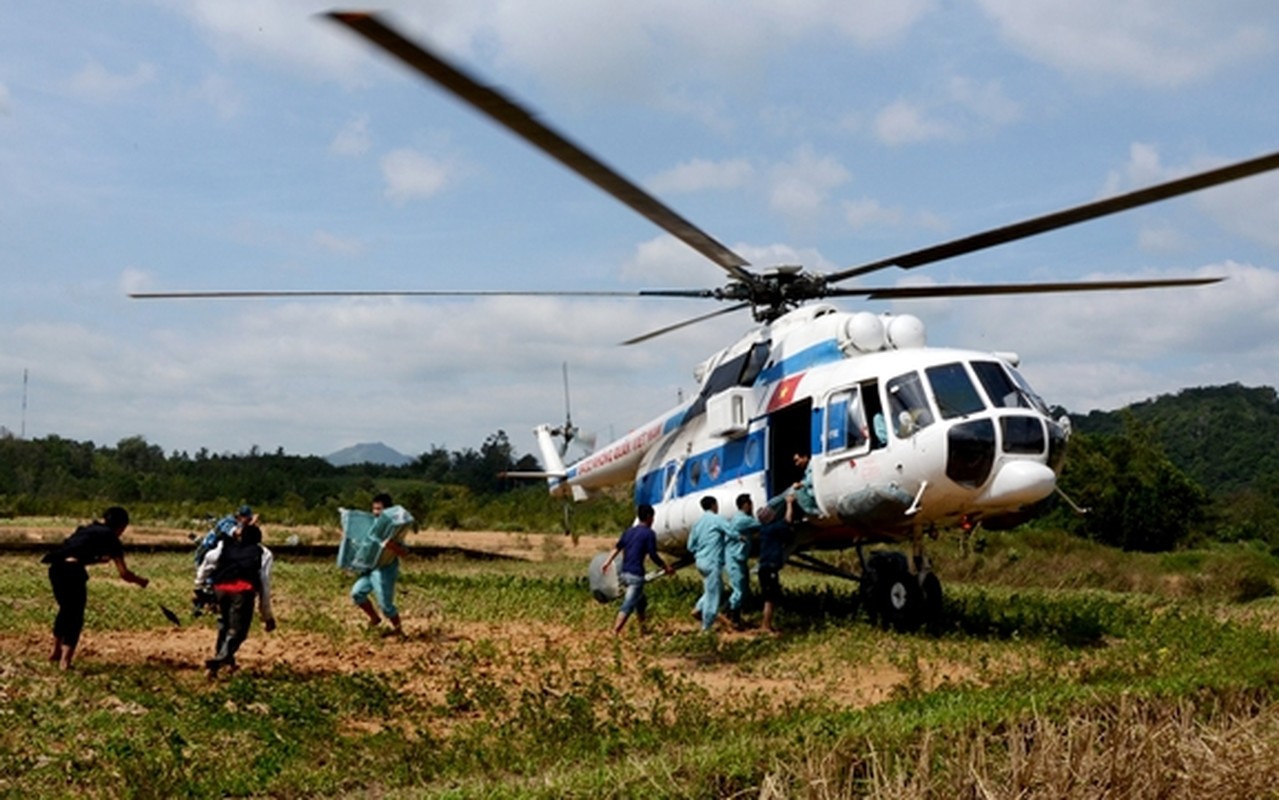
[978, 460, 1056, 509]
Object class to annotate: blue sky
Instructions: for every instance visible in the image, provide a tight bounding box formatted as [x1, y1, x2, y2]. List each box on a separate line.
[2, 1, 1277, 459]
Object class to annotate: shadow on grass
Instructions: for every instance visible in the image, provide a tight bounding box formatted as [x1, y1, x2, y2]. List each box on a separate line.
[657, 580, 1136, 663]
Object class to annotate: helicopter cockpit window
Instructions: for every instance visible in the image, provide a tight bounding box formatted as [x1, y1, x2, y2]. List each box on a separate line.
[971, 360, 1051, 416]
[825, 387, 869, 455]
[925, 362, 986, 419]
[1007, 365, 1051, 416]
[886, 371, 935, 438]
[971, 360, 1027, 409]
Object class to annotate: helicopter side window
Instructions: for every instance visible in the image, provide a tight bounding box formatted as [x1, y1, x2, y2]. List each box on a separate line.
[825, 387, 869, 455]
[1006, 364, 1051, 416]
[925, 362, 986, 419]
[739, 340, 770, 386]
[971, 360, 1028, 409]
[886, 371, 935, 438]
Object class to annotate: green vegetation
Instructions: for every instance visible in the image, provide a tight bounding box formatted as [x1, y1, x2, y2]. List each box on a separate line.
[0, 430, 634, 536]
[1068, 383, 1279, 548]
[2, 383, 1277, 550]
[5, 531, 1279, 798]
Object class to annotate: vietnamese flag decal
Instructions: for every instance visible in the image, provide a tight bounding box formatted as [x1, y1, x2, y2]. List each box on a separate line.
[767, 372, 805, 412]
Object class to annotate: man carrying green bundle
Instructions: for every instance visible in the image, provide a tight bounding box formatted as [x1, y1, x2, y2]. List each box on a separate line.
[339, 493, 414, 637]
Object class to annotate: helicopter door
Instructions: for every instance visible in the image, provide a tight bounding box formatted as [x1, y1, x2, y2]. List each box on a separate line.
[766, 398, 813, 498]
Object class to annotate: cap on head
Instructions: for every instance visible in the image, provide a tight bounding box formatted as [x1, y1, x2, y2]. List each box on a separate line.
[237, 504, 253, 518]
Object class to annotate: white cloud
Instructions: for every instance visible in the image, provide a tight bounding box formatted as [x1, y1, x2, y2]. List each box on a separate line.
[1137, 222, 1191, 253]
[1101, 142, 1279, 249]
[941, 262, 1279, 412]
[871, 77, 1017, 147]
[381, 148, 453, 203]
[159, 0, 374, 84]
[330, 114, 371, 157]
[1197, 170, 1279, 249]
[767, 146, 851, 220]
[873, 99, 954, 145]
[67, 61, 158, 102]
[945, 76, 1020, 127]
[1101, 141, 1170, 194]
[978, 0, 1275, 87]
[844, 198, 905, 230]
[647, 158, 753, 194]
[621, 235, 720, 286]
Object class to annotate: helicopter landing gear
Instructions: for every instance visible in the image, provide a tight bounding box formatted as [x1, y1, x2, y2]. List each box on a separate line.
[859, 551, 944, 633]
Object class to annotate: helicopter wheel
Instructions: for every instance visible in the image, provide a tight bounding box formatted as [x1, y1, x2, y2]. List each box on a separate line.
[860, 551, 924, 632]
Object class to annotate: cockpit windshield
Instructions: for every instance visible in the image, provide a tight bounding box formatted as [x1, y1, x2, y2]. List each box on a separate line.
[971, 360, 1026, 409]
[971, 360, 1049, 414]
[925, 362, 986, 419]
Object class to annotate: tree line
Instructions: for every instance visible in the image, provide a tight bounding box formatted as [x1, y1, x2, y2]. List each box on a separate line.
[2, 383, 1276, 551]
[0, 430, 631, 535]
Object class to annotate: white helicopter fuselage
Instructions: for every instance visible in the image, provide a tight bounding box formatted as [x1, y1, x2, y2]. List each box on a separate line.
[537, 303, 1068, 557]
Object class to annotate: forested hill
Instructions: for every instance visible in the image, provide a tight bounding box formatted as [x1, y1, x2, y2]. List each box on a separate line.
[1070, 383, 1279, 495]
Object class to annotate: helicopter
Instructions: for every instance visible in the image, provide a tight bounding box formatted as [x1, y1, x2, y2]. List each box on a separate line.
[132, 12, 1279, 630]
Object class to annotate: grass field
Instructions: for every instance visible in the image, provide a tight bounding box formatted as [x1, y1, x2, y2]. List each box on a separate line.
[4, 524, 1279, 798]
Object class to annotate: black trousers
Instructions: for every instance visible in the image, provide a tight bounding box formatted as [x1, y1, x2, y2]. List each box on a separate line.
[212, 588, 256, 665]
[49, 562, 89, 648]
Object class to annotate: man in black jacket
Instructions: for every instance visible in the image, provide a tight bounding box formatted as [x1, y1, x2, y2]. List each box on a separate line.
[43, 506, 149, 670]
[195, 523, 276, 679]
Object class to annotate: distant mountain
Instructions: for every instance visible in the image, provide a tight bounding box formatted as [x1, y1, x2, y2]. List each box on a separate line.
[326, 441, 413, 467]
[1070, 383, 1279, 495]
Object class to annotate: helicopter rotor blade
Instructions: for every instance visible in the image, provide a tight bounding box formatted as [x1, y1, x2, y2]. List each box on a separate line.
[826, 149, 1279, 284]
[130, 289, 665, 300]
[621, 302, 753, 346]
[324, 11, 754, 283]
[823, 276, 1223, 301]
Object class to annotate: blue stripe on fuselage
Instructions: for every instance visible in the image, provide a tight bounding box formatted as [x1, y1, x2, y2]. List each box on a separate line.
[634, 428, 768, 506]
[756, 339, 843, 385]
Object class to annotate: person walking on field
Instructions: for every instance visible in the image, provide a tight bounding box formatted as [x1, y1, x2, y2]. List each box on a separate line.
[42, 506, 149, 671]
[350, 493, 410, 636]
[601, 504, 675, 635]
[196, 522, 276, 679]
[758, 495, 796, 634]
[725, 493, 760, 630]
[687, 495, 732, 632]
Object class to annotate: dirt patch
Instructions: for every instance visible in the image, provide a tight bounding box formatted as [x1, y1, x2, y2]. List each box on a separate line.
[4, 521, 986, 714]
[2, 614, 986, 718]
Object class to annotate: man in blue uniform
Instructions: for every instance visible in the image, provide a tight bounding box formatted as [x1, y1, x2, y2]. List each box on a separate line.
[725, 493, 760, 629]
[600, 504, 674, 635]
[759, 495, 796, 634]
[350, 493, 411, 636]
[686, 495, 731, 632]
